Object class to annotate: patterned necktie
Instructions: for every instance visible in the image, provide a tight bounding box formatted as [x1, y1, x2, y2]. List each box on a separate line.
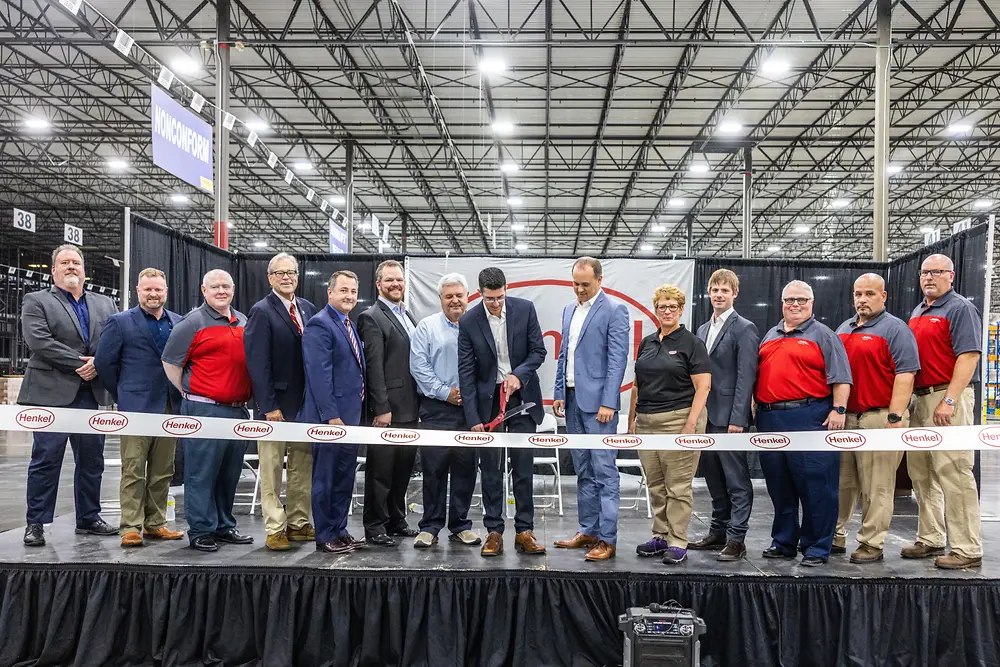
[345, 317, 362, 364]
[289, 301, 302, 335]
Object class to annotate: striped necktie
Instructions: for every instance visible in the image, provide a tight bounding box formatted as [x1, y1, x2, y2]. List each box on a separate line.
[345, 317, 362, 364]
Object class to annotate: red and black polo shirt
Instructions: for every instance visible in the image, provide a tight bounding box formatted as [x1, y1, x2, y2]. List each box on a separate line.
[908, 289, 982, 389]
[756, 316, 852, 405]
[836, 310, 920, 413]
[161, 302, 252, 404]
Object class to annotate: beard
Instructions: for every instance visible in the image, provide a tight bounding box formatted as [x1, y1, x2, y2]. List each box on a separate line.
[63, 275, 81, 287]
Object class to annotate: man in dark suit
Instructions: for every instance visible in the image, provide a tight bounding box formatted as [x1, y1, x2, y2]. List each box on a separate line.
[299, 270, 368, 555]
[244, 253, 317, 551]
[95, 267, 184, 548]
[357, 259, 419, 546]
[20, 244, 119, 546]
[458, 267, 547, 557]
[689, 269, 759, 561]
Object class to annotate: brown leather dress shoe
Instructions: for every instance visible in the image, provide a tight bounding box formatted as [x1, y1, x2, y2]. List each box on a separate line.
[514, 530, 546, 554]
[935, 551, 982, 570]
[481, 531, 504, 557]
[266, 532, 292, 551]
[687, 533, 726, 550]
[554, 532, 599, 549]
[584, 541, 616, 561]
[900, 541, 946, 559]
[121, 531, 143, 548]
[716, 541, 747, 562]
[144, 526, 184, 540]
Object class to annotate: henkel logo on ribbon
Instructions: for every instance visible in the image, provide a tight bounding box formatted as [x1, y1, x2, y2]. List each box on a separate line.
[455, 432, 494, 446]
[529, 434, 568, 448]
[603, 435, 642, 449]
[381, 430, 420, 443]
[88, 412, 128, 433]
[308, 425, 347, 441]
[674, 435, 716, 449]
[825, 431, 866, 450]
[233, 421, 274, 439]
[979, 427, 1000, 448]
[902, 429, 942, 449]
[15, 408, 55, 430]
[162, 417, 202, 436]
[750, 434, 791, 449]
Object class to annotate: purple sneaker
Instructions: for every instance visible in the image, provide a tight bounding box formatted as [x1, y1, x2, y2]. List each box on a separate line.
[662, 546, 688, 565]
[636, 537, 670, 557]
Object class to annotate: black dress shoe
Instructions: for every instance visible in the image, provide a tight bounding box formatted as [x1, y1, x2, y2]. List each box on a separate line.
[215, 529, 254, 545]
[388, 526, 418, 538]
[367, 534, 396, 547]
[23, 524, 45, 547]
[344, 532, 367, 548]
[688, 533, 727, 550]
[75, 518, 117, 536]
[191, 536, 219, 552]
[800, 556, 826, 567]
[316, 537, 354, 554]
[762, 546, 796, 559]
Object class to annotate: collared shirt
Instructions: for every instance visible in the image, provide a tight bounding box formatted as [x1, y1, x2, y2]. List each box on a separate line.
[58, 288, 90, 345]
[706, 307, 734, 353]
[756, 316, 853, 404]
[409, 311, 460, 402]
[908, 289, 982, 389]
[634, 325, 711, 414]
[161, 302, 251, 404]
[836, 309, 920, 413]
[566, 290, 600, 388]
[487, 303, 512, 383]
[272, 289, 297, 315]
[142, 308, 173, 355]
[379, 296, 415, 335]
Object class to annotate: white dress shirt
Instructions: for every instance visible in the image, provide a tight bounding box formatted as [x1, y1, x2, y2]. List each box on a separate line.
[706, 307, 734, 353]
[566, 290, 601, 388]
[272, 289, 297, 316]
[486, 304, 512, 383]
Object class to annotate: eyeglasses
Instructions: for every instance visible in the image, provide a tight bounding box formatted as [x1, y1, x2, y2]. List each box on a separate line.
[782, 297, 811, 306]
[655, 304, 680, 313]
[482, 296, 505, 304]
[919, 269, 951, 278]
[269, 270, 299, 278]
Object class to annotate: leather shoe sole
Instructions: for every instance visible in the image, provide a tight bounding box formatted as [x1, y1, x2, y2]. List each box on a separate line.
[316, 542, 354, 554]
[367, 534, 397, 547]
[762, 547, 796, 559]
[75, 525, 117, 536]
[191, 540, 219, 553]
[215, 532, 253, 545]
[687, 536, 727, 551]
[716, 546, 747, 562]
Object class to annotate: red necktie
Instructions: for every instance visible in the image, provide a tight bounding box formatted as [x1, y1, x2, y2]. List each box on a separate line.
[289, 301, 302, 335]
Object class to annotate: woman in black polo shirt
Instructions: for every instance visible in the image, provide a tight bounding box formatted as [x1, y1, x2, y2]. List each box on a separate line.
[628, 284, 711, 565]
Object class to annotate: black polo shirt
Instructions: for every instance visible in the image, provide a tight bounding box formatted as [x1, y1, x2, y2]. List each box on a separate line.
[634, 325, 711, 414]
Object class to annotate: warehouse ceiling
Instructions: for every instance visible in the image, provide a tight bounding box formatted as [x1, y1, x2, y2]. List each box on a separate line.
[1, 0, 998, 269]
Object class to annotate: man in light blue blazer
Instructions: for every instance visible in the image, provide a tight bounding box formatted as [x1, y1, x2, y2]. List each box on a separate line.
[552, 257, 630, 561]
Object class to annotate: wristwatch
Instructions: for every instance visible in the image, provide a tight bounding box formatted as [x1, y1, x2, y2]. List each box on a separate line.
[943, 396, 956, 406]
[887, 413, 903, 424]
[833, 405, 847, 415]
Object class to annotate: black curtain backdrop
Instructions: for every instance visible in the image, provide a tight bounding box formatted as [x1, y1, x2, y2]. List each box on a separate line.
[1, 565, 998, 667]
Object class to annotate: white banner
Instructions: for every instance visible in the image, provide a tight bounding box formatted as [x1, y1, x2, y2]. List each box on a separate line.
[406, 257, 696, 420]
[2, 405, 997, 452]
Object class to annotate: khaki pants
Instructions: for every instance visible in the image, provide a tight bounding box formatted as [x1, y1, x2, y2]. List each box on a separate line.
[259, 440, 313, 535]
[835, 409, 906, 550]
[906, 386, 981, 558]
[119, 434, 177, 534]
[636, 407, 708, 548]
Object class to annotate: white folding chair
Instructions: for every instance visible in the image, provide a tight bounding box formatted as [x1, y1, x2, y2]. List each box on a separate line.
[528, 413, 563, 516]
[234, 453, 261, 514]
[349, 456, 366, 515]
[616, 457, 652, 519]
[101, 458, 123, 514]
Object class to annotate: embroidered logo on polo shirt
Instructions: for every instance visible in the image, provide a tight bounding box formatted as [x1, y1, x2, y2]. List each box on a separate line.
[797, 340, 810, 345]
[862, 335, 873, 341]
[929, 318, 941, 323]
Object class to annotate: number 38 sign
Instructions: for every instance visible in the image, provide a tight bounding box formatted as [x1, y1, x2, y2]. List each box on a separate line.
[13, 208, 35, 233]
[64, 223, 83, 245]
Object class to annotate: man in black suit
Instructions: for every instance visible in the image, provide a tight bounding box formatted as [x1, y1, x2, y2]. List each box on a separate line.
[458, 267, 547, 557]
[244, 253, 318, 551]
[689, 269, 759, 561]
[357, 259, 419, 546]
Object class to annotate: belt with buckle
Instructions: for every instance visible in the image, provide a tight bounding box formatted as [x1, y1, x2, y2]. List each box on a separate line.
[913, 383, 950, 397]
[183, 392, 247, 409]
[757, 396, 827, 412]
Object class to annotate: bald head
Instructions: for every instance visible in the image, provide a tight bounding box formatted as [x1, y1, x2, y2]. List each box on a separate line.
[853, 273, 887, 322]
[922, 254, 955, 272]
[920, 253, 955, 302]
[202, 269, 233, 287]
[781, 280, 814, 328]
[201, 269, 235, 313]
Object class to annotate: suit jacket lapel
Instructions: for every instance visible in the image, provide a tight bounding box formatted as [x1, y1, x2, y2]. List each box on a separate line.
[51, 287, 86, 343]
[475, 304, 498, 357]
[130, 306, 159, 350]
[710, 312, 738, 355]
[268, 292, 301, 337]
[578, 291, 606, 341]
[333, 312, 363, 369]
[377, 299, 409, 340]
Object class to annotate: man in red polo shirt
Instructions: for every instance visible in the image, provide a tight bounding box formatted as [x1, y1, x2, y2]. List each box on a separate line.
[162, 269, 255, 553]
[904, 254, 982, 569]
[834, 273, 920, 564]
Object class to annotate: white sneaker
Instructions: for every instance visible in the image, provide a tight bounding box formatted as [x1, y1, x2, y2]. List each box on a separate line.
[449, 530, 483, 546]
[413, 531, 438, 548]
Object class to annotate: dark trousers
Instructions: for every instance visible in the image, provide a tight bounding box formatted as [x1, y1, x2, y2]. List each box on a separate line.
[25, 386, 105, 525]
[757, 399, 840, 560]
[418, 399, 477, 536]
[479, 386, 535, 535]
[312, 440, 360, 544]
[701, 422, 754, 543]
[180, 400, 248, 543]
[363, 423, 418, 538]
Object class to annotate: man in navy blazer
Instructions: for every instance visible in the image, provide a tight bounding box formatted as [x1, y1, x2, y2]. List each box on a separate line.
[458, 267, 547, 557]
[689, 269, 759, 562]
[299, 270, 367, 555]
[94, 267, 185, 547]
[552, 257, 630, 561]
[244, 253, 317, 551]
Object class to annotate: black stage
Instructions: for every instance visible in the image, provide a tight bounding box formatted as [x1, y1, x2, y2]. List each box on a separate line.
[0, 440, 997, 666]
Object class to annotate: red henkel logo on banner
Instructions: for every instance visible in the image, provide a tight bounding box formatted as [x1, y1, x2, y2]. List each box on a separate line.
[978, 427, 1000, 448]
[750, 434, 791, 449]
[825, 432, 866, 450]
[901, 429, 942, 448]
[603, 435, 642, 449]
[455, 432, 495, 446]
[162, 417, 202, 436]
[307, 425, 347, 441]
[88, 412, 128, 433]
[529, 434, 568, 448]
[674, 435, 716, 449]
[15, 408, 55, 430]
[233, 421, 274, 438]
[381, 430, 420, 443]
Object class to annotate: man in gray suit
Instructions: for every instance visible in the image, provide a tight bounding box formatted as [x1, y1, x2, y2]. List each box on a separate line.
[19, 244, 119, 546]
[689, 269, 759, 561]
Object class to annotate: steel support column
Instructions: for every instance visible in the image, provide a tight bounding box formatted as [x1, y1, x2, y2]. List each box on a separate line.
[346, 140, 355, 253]
[742, 146, 753, 258]
[213, 0, 231, 250]
[873, 0, 892, 261]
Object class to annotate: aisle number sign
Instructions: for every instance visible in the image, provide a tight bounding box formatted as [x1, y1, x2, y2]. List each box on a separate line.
[13, 208, 35, 233]
[64, 223, 83, 245]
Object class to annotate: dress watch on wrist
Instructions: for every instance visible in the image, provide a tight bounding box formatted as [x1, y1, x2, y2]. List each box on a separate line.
[943, 396, 956, 406]
[833, 405, 847, 415]
[887, 413, 903, 424]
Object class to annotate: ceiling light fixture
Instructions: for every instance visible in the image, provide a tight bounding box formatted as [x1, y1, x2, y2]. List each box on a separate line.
[794, 225, 809, 234]
[514, 242, 528, 251]
[246, 120, 269, 132]
[510, 223, 526, 232]
[226, 222, 234, 229]
[170, 194, 189, 203]
[500, 162, 519, 174]
[767, 245, 781, 253]
[668, 198, 685, 206]
[974, 199, 993, 209]
[506, 197, 523, 206]
[640, 243, 654, 252]
[24, 117, 50, 130]
[328, 194, 346, 205]
[107, 158, 128, 169]
[171, 56, 201, 75]
[719, 122, 743, 134]
[829, 199, 850, 209]
[689, 164, 709, 174]
[492, 120, 515, 135]
[293, 161, 313, 172]
[479, 58, 507, 75]
[651, 224, 666, 233]
[887, 164, 903, 174]
[947, 123, 973, 135]
[761, 58, 790, 75]
[253, 241, 267, 248]
[920, 226, 935, 234]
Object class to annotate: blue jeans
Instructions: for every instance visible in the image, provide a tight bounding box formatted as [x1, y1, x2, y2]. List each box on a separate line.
[756, 399, 839, 560]
[180, 399, 248, 543]
[565, 388, 620, 545]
